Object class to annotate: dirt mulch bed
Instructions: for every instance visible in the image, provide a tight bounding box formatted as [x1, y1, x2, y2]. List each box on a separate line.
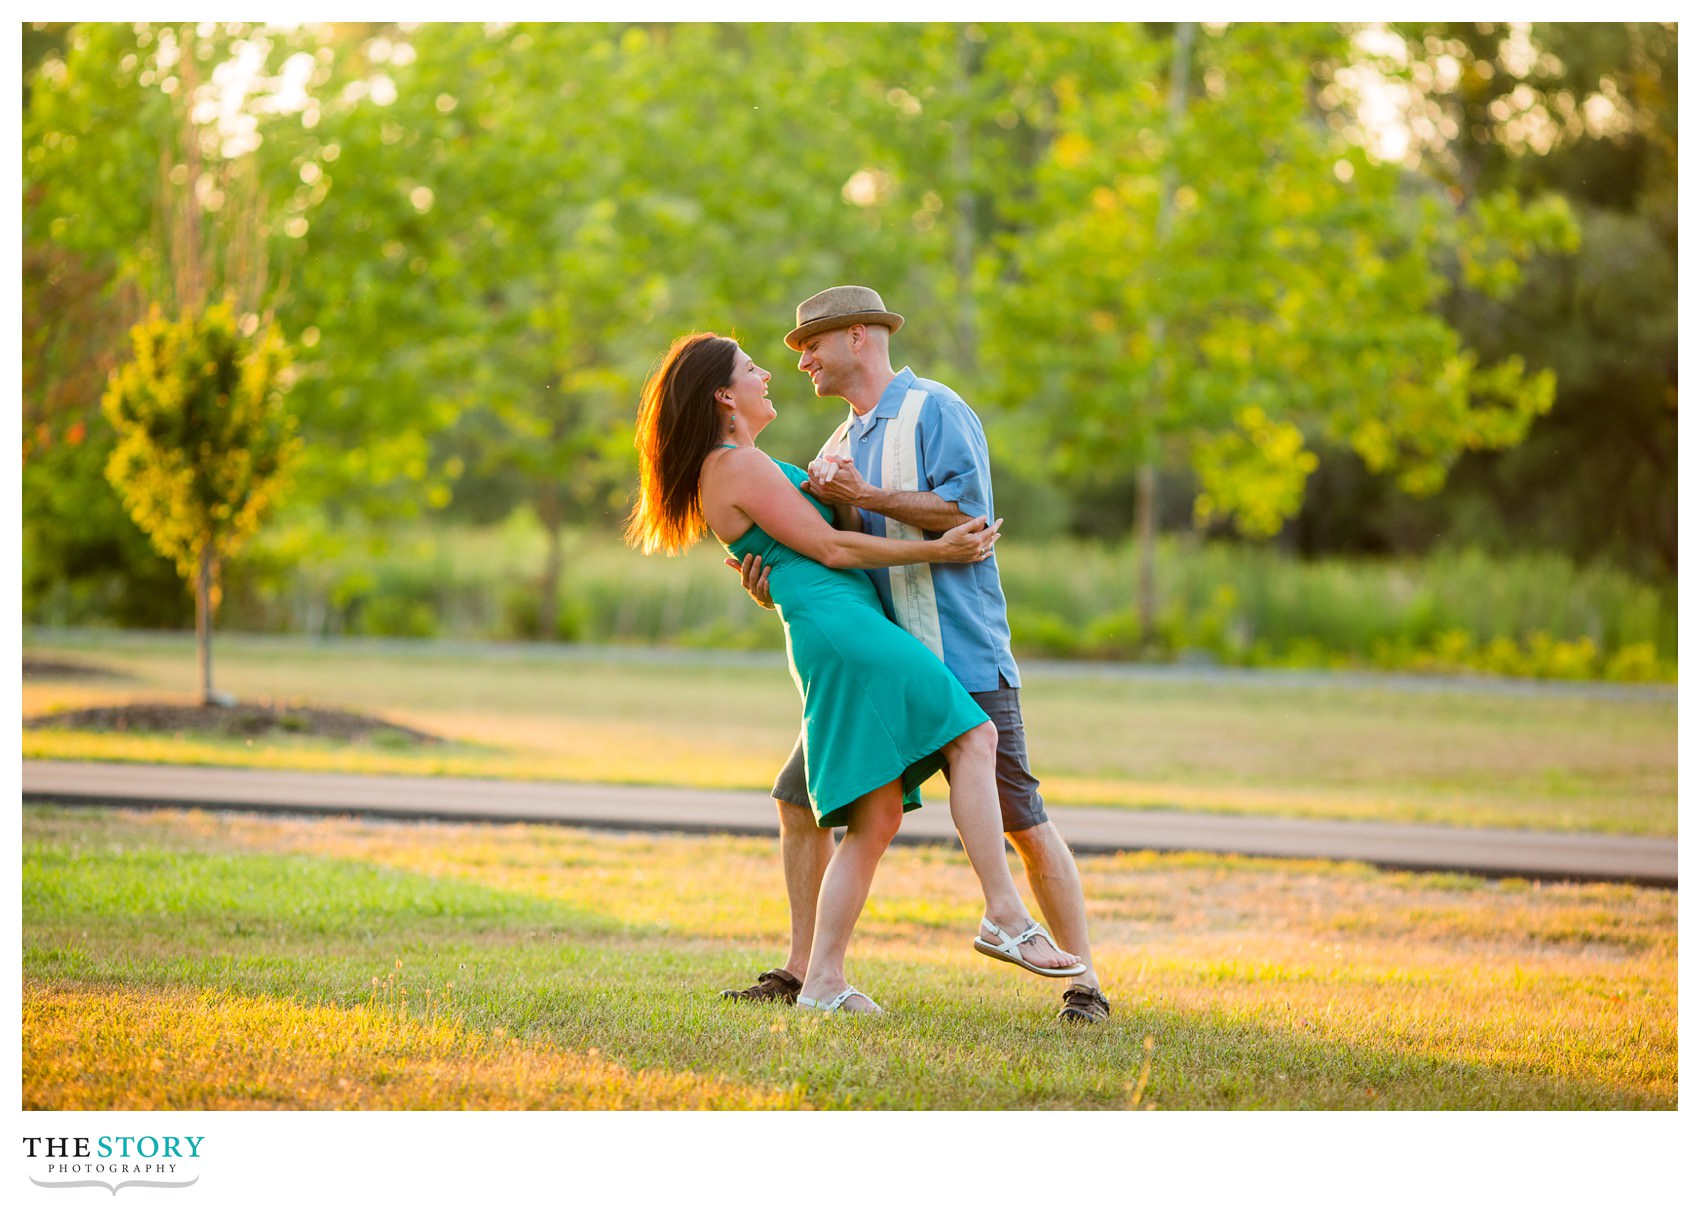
[24, 701, 444, 746]
[23, 658, 135, 682]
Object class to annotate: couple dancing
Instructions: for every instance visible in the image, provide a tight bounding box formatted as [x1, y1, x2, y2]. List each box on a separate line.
[626, 286, 1109, 1023]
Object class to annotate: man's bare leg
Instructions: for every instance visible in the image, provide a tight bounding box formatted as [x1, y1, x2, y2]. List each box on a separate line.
[721, 798, 831, 1002]
[943, 723, 1080, 972]
[777, 797, 833, 979]
[1007, 821, 1099, 990]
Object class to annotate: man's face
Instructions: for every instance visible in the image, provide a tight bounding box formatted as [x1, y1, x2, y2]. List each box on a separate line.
[795, 327, 855, 399]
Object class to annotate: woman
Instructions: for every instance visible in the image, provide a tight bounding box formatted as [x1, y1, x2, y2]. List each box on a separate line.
[626, 332, 1082, 1014]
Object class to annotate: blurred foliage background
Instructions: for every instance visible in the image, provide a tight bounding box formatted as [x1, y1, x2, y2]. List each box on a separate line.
[21, 22, 1677, 678]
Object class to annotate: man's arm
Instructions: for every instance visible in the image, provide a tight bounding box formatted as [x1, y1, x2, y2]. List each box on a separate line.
[723, 553, 774, 609]
[829, 497, 864, 533]
[804, 455, 970, 532]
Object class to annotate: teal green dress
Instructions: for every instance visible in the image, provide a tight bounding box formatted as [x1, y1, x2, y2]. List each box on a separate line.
[723, 455, 989, 829]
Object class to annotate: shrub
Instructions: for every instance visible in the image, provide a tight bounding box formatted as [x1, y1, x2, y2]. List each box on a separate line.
[72, 519, 1674, 683]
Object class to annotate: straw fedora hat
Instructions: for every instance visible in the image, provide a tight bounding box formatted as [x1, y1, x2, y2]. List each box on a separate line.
[785, 285, 904, 351]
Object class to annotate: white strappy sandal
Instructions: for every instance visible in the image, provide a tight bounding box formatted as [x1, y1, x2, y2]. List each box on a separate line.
[973, 917, 1087, 978]
[796, 987, 884, 1014]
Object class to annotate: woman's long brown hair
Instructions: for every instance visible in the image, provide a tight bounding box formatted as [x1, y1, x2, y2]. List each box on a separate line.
[624, 332, 739, 555]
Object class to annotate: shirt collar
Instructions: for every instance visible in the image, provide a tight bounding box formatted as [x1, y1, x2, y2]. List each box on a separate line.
[867, 367, 917, 420]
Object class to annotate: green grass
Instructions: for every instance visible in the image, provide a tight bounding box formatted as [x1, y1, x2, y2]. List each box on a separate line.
[23, 632, 1677, 835]
[22, 806, 1676, 1110]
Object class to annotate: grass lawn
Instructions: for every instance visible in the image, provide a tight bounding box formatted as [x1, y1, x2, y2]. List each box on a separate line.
[23, 805, 1676, 1111]
[22, 633, 1678, 834]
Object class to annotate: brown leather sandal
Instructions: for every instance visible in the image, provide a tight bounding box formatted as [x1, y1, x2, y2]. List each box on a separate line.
[719, 968, 803, 1004]
[1058, 985, 1112, 1024]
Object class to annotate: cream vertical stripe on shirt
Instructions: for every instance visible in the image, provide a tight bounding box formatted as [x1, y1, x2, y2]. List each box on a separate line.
[879, 389, 946, 661]
[819, 412, 854, 461]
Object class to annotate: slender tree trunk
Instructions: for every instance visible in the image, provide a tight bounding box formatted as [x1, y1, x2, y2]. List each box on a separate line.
[196, 545, 215, 705]
[1137, 20, 1194, 649]
[537, 479, 562, 640]
[952, 26, 980, 372]
[1135, 462, 1158, 642]
[173, 34, 205, 314]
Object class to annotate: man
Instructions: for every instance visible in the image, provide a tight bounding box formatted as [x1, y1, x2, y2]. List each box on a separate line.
[721, 285, 1111, 1024]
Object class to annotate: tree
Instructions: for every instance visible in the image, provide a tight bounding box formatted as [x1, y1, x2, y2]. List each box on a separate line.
[28, 20, 1649, 645]
[103, 301, 300, 703]
[23, 22, 329, 623]
[24, 24, 195, 624]
[288, 22, 943, 636]
[985, 23, 1576, 639]
[1367, 22, 1677, 576]
[286, 22, 693, 635]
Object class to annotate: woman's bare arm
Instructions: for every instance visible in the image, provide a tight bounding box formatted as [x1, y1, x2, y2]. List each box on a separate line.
[705, 448, 997, 570]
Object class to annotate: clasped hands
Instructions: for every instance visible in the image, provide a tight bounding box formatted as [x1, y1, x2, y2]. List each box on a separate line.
[801, 453, 864, 505]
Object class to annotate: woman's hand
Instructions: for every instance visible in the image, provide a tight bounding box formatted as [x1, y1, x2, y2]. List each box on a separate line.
[803, 454, 867, 506]
[935, 515, 1003, 564]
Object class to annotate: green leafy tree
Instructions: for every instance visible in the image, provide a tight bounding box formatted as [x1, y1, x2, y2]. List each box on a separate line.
[1369, 22, 1677, 576]
[987, 22, 1576, 639]
[24, 24, 191, 624]
[103, 301, 300, 703]
[24, 22, 328, 622]
[28, 20, 1659, 648]
[287, 22, 680, 635]
[290, 22, 943, 635]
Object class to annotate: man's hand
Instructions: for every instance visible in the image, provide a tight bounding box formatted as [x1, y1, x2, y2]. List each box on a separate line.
[802, 454, 869, 507]
[723, 552, 774, 609]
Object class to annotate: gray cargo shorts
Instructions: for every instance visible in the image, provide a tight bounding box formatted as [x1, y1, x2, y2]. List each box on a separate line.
[770, 676, 1047, 833]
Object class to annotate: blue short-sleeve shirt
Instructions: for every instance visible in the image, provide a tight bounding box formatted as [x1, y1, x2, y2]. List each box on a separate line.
[836, 368, 1020, 693]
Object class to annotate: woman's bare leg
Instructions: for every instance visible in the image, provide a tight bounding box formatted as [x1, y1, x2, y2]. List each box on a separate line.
[943, 722, 1080, 971]
[796, 781, 904, 1013]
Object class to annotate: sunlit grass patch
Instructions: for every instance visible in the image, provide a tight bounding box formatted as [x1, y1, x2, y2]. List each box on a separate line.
[22, 806, 1677, 1110]
[1160, 948, 1671, 1075]
[23, 981, 809, 1110]
[22, 728, 514, 780]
